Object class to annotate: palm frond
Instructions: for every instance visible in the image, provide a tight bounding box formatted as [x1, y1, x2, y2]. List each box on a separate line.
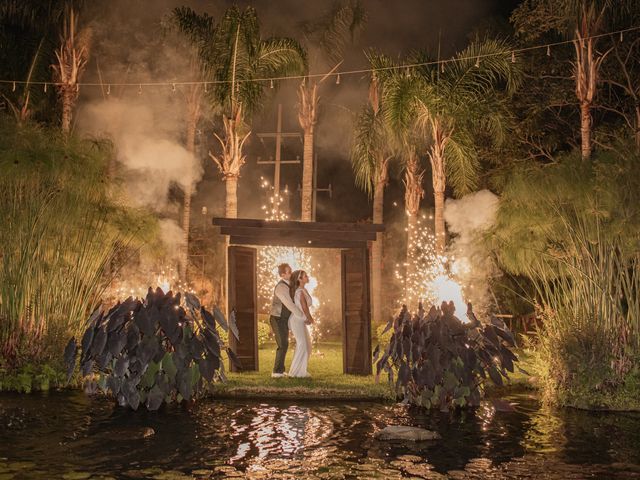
[444, 133, 479, 196]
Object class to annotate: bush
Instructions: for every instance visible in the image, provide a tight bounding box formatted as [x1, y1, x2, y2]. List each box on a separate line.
[217, 320, 272, 348]
[0, 119, 156, 368]
[375, 323, 393, 347]
[66, 290, 239, 410]
[493, 147, 640, 408]
[0, 361, 67, 393]
[375, 303, 519, 410]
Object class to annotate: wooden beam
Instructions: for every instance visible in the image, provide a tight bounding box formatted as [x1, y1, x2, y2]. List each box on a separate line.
[219, 226, 377, 242]
[229, 235, 367, 249]
[213, 217, 384, 233]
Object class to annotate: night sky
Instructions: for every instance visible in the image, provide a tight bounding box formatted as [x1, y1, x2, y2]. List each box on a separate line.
[81, 0, 521, 224]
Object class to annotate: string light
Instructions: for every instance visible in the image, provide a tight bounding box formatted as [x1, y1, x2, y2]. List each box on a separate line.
[12, 81, 15, 92]
[441, 62, 445, 73]
[546, 45, 551, 56]
[138, 84, 142, 95]
[511, 51, 516, 63]
[43, 83, 47, 92]
[336, 73, 341, 85]
[270, 79, 274, 89]
[0, 26, 637, 90]
[172, 83, 176, 92]
[475, 56, 480, 67]
[106, 84, 110, 95]
[620, 31, 624, 42]
[204, 82, 208, 93]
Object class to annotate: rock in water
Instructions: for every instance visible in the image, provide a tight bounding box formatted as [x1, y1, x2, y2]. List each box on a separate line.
[374, 426, 441, 441]
[142, 427, 155, 438]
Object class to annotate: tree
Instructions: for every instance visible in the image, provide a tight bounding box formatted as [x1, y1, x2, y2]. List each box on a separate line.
[351, 59, 394, 325]
[383, 40, 520, 254]
[170, 7, 215, 279]
[51, 5, 91, 135]
[298, 1, 366, 221]
[511, 0, 635, 160]
[174, 6, 306, 219]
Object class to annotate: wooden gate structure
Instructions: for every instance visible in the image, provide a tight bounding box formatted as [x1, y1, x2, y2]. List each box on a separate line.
[212, 218, 384, 375]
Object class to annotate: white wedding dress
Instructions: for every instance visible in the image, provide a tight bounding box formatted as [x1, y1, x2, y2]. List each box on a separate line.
[288, 288, 312, 378]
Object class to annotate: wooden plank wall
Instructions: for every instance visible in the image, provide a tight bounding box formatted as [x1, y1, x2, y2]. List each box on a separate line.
[228, 246, 258, 371]
[341, 247, 372, 375]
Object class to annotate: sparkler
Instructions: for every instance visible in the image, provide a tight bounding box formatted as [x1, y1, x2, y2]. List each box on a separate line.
[105, 264, 195, 304]
[257, 179, 324, 349]
[396, 215, 468, 320]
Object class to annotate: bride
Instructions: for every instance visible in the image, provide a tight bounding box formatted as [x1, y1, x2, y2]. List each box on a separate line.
[288, 270, 314, 378]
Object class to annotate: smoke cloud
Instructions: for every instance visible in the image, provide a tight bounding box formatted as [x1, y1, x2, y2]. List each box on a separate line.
[444, 190, 500, 315]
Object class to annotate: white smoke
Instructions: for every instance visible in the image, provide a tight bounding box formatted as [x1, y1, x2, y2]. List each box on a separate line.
[444, 190, 500, 315]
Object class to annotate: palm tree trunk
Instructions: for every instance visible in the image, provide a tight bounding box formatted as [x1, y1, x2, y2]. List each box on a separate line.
[298, 81, 318, 222]
[635, 106, 640, 149]
[301, 129, 314, 221]
[580, 101, 592, 160]
[371, 169, 386, 325]
[61, 87, 74, 135]
[225, 175, 239, 219]
[404, 151, 424, 308]
[429, 120, 448, 255]
[180, 84, 201, 280]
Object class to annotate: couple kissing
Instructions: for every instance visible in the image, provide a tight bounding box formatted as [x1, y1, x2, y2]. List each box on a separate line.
[269, 263, 315, 378]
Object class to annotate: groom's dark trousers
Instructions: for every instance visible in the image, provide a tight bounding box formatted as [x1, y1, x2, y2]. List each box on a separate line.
[270, 305, 291, 374]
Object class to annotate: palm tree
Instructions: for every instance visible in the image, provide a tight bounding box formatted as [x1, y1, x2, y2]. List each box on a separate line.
[175, 6, 306, 219]
[384, 40, 521, 254]
[298, 1, 366, 221]
[511, 0, 635, 160]
[51, 5, 91, 135]
[174, 6, 306, 219]
[351, 61, 394, 326]
[170, 7, 214, 279]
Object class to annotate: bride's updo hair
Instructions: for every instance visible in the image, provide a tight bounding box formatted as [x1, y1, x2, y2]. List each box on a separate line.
[289, 270, 306, 300]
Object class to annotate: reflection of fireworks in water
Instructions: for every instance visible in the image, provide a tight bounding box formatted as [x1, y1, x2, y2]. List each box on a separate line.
[396, 215, 468, 320]
[258, 246, 323, 348]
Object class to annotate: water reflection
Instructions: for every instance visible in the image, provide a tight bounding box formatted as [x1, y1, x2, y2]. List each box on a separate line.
[0, 391, 639, 479]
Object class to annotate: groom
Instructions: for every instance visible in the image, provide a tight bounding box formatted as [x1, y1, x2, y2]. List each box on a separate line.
[269, 263, 304, 378]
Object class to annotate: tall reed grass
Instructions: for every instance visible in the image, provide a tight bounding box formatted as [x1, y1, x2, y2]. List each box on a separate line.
[0, 119, 155, 367]
[493, 146, 640, 408]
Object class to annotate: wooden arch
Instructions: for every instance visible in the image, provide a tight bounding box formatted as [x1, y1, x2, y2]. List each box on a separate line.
[212, 218, 384, 375]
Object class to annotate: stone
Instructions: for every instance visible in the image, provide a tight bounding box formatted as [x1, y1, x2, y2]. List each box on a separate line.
[142, 427, 155, 438]
[61, 473, 91, 480]
[374, 426, 441, 441]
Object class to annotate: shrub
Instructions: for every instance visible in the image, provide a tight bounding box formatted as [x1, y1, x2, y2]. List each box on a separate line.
[376, 323, 393, 347]
[375, 303, 519, 410]
[65, 289, 239, 410]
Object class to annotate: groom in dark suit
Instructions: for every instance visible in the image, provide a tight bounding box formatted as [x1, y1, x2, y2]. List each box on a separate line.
[269, 263, 304, 378]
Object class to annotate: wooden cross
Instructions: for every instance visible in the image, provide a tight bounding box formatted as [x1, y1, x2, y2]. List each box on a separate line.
[256, 104, 302, 217]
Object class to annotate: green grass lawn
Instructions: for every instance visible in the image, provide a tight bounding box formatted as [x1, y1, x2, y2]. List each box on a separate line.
[211, 341, 535, 402]
[213, 341, 394, 401]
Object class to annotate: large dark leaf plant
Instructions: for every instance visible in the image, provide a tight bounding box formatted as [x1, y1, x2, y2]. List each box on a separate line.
[375, 302, 520, 410]
[64, 288, 240, 411]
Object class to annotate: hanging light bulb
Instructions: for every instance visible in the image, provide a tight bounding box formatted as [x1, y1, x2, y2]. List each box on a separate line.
[204, 82, 208, 93]
[106, 84, 111, 95]
[511, 51, 516, 63]
[76, 84, 79, 93]
[441, 62, 445, 73]
[43, 83, 47, 93]
[138, 84, 142, 95]
[406, 67, 411, 77]
[475, 56, 480, 68]
[172, 83, 176, 93]
[270, 79, 274, 89]
[12, 81, 16, 92]
[620, 31, 624, 42]
[336, 73, 341, 85]
[546, 45, 551, 56]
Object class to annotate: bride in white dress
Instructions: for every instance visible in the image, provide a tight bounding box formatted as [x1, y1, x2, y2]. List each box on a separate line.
[288, 270, 314, 378]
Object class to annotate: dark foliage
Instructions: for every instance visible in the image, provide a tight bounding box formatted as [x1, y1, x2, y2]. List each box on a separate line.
[375, 302, 519, 410]
[64, 288, 239, 411]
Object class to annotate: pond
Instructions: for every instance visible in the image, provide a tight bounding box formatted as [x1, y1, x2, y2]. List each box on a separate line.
[1, 390, 639, 479]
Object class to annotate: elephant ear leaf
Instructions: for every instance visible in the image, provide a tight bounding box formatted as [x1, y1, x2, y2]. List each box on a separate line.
[185, 292, 201, 312]
[212, 306, 229, 332]
[63, 338, 77, 383]
[146, 385, 164, 411]
[226, 347, 242, 371]
[201, 307, 217, 332]
[228, 310, 240, 342]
